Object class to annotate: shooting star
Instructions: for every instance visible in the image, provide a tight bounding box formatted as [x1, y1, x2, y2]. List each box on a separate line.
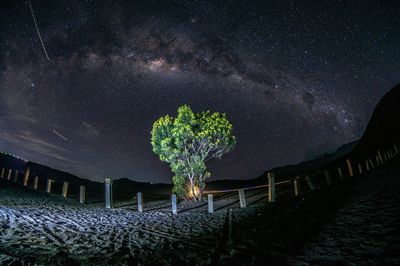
[28, 0, 50, 60]
[52, 129, 69, 142]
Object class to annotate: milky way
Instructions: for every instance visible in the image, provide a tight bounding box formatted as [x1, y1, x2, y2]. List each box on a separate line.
[0, 0, 399, 182]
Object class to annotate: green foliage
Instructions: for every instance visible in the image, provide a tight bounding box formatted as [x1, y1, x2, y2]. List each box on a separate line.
[151, 105, 236, 201]
[172, 175, 187, 198]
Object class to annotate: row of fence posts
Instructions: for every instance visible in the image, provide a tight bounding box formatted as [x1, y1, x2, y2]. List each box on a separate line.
[290, 143, 399, 197]
[0, 166, 86, 204]
[103, 142, 397, 214]
[206, 143, 399, 214]
[102, 173, 278, 214]
[1, 143, 398, 215]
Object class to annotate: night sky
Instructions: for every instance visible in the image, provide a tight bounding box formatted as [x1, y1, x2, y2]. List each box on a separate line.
[0, 0, 399, 183]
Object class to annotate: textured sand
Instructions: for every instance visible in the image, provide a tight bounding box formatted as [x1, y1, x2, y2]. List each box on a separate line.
[1, 162, 399, 265]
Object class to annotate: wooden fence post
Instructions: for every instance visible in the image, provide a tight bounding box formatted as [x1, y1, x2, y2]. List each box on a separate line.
[294, 177, 301, 196]
[23, 167, 30, 187]
[171, 194, 178, 215]
[394, 144, 398, 154]
[46, 178, 53, 193]
[369, 159, 375, 169]
[324, 170, 332, 185]
[337, 168, 343, 179]
[1, 168, 4, 178]
[357, 163, 362, 174]
[346, 159, 354, 177]
[14, 170, 19, 183]
[62, 182, 69, 198]
[365, 160, 370, 171]
[239, 189, 247, 208]
[268, 173, 275, 202]
[378, 151, 383, 164]
[79, 186, 85, 204]
[7, 169, 12, 180]
[376, 155, 380, 166]
[33, 176, 39, 189]
[208, 194, 214, 214]
[305, 176, 315, 190]
[137, 192, 143, 212]
[105, 178, 113, 209]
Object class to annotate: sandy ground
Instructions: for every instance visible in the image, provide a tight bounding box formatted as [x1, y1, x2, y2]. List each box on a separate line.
[216, 161, 400, 266]
[1, 160, 399, 265]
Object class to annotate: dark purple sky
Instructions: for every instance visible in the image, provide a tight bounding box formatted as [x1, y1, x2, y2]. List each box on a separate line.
[0, 0, 399, 182]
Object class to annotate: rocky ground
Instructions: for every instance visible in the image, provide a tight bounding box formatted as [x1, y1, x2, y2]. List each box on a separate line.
[0, 158, 399, 265]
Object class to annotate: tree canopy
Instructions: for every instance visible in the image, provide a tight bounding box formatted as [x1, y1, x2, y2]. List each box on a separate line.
[151, 105, 236, 201]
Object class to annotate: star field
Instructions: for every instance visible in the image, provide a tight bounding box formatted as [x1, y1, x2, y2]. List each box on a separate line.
[0, 0, 399, 182]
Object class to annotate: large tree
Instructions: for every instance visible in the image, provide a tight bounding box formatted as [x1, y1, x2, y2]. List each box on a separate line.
[151, 105, 236, 201]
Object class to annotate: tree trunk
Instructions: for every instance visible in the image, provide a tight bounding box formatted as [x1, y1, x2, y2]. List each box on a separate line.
[197, 173, 207, 202]
[189, 177, 197, 202]
[198, 187, 204, 202]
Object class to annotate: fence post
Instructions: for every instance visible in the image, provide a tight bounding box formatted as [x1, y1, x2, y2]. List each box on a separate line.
[23, 167, 30, 187]
[7, 169, 12, 180]
[369, 159, 375, 169]
[79, 186, 85, 204]
[365, 160, 370, 171]
[376, 155, 380, 166]
[337, 168, 343, 179]
[33, 176, 39, 189]
[208, 194, 214, 213]
[294, 177, 301, 196]
[383, 153, 387, 162]
[346, 159, 354, 177]
[171, 194, 177, 215]
[239, 189, 247, 208]
[62, 182, 69, 198]
[268, 172, 275, 202]
[305, 176, 316, 190]
[105, 178, 113, 209]
[14, 170, 19, 183]
[137, 192, 143, 212]
[394, 144, 398, 154]
[1, 168, 4, 178]
[377, 151, 383, 164]
[357, 163, 363, 174]
[46, 178, 53, 193]
[324, 170, 332, 185]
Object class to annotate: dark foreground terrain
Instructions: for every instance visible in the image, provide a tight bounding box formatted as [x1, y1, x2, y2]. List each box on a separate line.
[222, 159, 400, 266]
[1, 156, 399, 265]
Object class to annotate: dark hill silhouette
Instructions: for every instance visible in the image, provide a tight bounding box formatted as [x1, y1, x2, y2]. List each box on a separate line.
[0, 153, 171, 201]
[350, 83, 400, 156]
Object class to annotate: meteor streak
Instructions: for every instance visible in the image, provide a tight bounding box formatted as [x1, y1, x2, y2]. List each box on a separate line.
[52, 129, 68, 141]
[28, 0, 50, 60]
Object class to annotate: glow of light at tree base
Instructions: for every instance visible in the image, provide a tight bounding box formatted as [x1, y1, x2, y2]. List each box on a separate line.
[187, 184, 201, 199]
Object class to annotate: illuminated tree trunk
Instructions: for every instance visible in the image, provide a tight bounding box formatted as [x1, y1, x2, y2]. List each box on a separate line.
[198, 175, 205, 202]
[188, 174, 198, 201]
